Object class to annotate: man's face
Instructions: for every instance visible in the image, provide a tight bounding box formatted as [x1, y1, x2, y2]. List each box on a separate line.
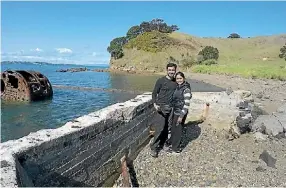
[167, 66, 176, 78]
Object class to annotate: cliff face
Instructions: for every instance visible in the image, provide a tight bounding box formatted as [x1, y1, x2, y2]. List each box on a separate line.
[110, 31, 286, 73]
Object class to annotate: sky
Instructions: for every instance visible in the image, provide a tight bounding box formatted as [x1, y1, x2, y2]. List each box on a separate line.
[1, 1, 286, 65]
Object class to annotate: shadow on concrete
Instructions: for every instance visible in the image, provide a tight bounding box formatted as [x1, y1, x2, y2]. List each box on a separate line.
[180, 120, 202, 151]
[17, 164, 95, 187]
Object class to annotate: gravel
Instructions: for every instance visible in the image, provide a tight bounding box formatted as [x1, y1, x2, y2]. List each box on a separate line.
[114, 123, 286, 187]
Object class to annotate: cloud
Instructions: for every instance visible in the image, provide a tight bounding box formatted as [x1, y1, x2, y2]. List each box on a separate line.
[2, 49, 110, 65]
[30, 48, 43, 52]
[55, 48, 73, 54]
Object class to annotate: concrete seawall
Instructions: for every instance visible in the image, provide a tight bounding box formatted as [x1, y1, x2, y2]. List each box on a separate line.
[0, 90, 255, 187]
[0, 92, 158, 187]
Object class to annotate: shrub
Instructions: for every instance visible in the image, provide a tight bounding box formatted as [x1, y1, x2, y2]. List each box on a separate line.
[279, 43, 286, 60]
[202, 59, 218, 65]
[181, 57, 197, 68]
[198, 46, 219, 61]
[228, 33, 241, 38]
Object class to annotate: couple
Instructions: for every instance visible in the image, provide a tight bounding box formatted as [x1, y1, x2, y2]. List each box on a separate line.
[150, 62, 192, 158]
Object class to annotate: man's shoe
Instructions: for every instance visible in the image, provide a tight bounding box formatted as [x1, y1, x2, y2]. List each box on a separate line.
[166, 148, 181, 154]
[150, 150, 158, 158]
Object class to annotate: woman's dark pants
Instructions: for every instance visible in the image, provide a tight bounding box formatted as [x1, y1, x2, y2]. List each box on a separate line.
[170, 113, 187, 151]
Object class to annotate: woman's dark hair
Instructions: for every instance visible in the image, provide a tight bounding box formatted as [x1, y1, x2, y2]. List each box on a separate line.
[175, 71, 185, 79]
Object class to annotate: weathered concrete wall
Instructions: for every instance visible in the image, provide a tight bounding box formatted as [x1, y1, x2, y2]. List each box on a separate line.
[0, 90, 255, 187]
[0, 92, 157, 187]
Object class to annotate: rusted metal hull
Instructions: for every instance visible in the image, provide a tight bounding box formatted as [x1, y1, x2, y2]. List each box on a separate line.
[1, 70, 53, 102]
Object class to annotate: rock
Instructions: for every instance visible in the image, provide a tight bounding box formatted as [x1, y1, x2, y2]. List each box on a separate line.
[259, 150, 276, 168]
[236, 116, 251, 133]
[264, 95, 270, 99]
[253, 132, 268, 141]
[251, 115, 284, 137]
[256, 166, 266, 172]
[276, 104, 286, 113]
[256, 92, 263, 99]
[226, 88, 233, 95]
[56, 67, 89, 72]
[272, 113, 286, 131]
[236, 100, 249, 109]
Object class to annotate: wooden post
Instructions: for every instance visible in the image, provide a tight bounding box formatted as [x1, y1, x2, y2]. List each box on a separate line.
[121, 155, 131, 187]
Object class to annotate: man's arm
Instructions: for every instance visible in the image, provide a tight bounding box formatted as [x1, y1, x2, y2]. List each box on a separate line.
[152, 78, 162, 108]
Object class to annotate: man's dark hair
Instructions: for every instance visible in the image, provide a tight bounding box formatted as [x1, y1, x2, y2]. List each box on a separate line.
[166, 62, 177, 69]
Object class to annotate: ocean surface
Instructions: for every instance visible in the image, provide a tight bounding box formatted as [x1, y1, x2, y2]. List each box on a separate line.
[1, 62, 225, 142]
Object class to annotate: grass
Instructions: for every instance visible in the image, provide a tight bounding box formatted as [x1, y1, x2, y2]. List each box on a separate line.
[192, 62, 286, 80]
[111, 31, 286, 80]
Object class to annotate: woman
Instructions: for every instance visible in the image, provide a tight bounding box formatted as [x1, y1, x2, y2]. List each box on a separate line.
[168, 71, 192, 153]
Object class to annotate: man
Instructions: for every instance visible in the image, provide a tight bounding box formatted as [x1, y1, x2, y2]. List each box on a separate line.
[150, 62, 177, 158]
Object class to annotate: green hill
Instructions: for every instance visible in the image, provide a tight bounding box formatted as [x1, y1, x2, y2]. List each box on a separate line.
[110, 31, 286, 80]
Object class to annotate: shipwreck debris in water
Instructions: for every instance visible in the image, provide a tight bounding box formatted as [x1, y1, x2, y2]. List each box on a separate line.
[1, 70, 53, 102]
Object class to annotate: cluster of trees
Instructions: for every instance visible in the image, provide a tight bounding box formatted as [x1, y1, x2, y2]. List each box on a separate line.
[279, 43, 286, 60]
[107, 19, 179, 59]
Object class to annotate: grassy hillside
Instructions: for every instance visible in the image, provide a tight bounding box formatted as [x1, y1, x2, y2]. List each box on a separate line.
[110, 31, 286, 80]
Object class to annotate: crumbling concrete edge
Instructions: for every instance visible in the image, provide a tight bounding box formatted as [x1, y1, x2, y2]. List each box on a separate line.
[0, 92, 153, 188]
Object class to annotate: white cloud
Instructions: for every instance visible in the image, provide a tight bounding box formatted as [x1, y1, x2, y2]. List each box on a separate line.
[30, 48, 43, 52]
[2, 49, 110, 65]
[55, 48, 73, 54]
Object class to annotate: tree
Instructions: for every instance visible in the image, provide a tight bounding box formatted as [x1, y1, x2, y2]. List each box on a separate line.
[279, 43, 286, 60]
[198, 46, 219, 61]
[107, 19, 180, 59]
[228, 33, 241, 38]
[170, 25, 179, 32]
[107, 37, 127, 59]
[150, 18, 164, 31]
[140, 21, 152, 32]
[126, 25, 142, 40]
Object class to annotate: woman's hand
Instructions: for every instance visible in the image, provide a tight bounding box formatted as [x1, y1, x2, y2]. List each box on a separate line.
[154, 103, 160, 111]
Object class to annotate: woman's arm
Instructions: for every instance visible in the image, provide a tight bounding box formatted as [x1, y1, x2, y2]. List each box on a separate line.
[179, 88, 192, 119]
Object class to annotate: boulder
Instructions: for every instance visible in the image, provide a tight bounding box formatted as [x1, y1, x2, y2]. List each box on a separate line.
[276, 103, 286, 113]
[251, 115, 284, 137]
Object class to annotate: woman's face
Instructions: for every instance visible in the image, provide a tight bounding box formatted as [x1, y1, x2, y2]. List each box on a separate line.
[176, 74, 184, 85]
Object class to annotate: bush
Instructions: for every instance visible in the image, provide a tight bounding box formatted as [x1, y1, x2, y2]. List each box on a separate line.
[196, 55, 204, 64]
[279, 43, 286, 60]
[202, 59, 218, 65]
[198, 46, 219, 61]
[181, 57, 197, 68]
[228, 33, 241, 38]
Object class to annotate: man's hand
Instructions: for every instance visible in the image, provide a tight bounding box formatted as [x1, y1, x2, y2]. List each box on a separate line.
[154, 103, 160, 111]
[177, 117, 183, 125]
